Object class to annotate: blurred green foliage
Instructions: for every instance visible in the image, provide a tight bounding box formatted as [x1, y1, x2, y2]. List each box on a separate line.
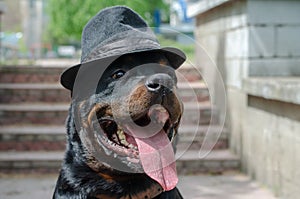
[47, 0, 169, 44]
[157, 35, 195, 62]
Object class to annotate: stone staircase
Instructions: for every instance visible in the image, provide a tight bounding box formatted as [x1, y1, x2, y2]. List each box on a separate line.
[0, 64, 240, 174]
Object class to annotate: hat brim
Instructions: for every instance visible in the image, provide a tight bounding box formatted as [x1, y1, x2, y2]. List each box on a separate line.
[60, 47, 186, 90]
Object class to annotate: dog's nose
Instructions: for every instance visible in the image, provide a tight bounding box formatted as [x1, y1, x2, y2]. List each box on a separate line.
[145, 73, 174, 93]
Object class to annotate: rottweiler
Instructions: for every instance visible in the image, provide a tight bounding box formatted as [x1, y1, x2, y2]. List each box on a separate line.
[53, 6, 185, 199]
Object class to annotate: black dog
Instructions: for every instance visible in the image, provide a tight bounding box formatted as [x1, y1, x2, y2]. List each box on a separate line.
[53, 6, 186, 199]
[53, 51, 184, 199]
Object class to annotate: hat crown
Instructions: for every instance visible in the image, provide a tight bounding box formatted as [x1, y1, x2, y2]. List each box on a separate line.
[81, 6, 159, 63]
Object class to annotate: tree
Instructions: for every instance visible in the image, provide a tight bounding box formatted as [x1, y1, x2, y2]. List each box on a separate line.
[47, 0, 169, 44]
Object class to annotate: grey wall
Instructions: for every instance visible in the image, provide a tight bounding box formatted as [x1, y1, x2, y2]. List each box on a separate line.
[192, 0, 300, 198]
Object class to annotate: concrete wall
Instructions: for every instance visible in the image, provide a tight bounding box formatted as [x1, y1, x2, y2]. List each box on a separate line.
[243, 79, 300, 199]
[247, 0, 300, 76]
[191, 0, 300, 198]
[194, 0, 248, 89]
[242, 100, 300, 199]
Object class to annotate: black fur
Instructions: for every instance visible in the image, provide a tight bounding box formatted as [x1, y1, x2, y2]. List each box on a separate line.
[53, 52, 184, 199]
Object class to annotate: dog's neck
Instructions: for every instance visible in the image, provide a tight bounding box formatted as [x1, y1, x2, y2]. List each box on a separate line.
[88, 162, 164, 198]
[95, 182, 163, 199]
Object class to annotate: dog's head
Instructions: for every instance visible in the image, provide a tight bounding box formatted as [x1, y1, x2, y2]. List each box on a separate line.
[70, 51, 183, 194]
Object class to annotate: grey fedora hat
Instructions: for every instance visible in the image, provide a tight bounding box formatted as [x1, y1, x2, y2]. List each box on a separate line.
[61, 6, 186, 90]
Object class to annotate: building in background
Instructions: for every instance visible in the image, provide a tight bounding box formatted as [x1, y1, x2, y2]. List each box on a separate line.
[188, 0, 300, 198]
[170, 0, 194, 26]
[1, 0, 47, 59]
[20, 0, 48, 58]
[161, 0, 195, 45]
[0, 1, 6, 59]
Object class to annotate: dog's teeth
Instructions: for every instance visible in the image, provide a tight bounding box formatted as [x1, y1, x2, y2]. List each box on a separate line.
[119, 134, 125, 140]
[116, 128, 136, 148]
[120, 139, 128, 146]
[129, 144, 138, 150]
[117, 130, 126, 139]
[129, 144, 137, 149]
[128, 144, 138, 150]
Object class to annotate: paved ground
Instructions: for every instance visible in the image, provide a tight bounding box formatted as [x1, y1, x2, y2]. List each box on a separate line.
[0, 172, 277, 199]
[177, 174, 277, 199]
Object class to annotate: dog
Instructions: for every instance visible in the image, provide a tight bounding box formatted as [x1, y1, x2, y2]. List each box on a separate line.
[53, 6, 186, 199]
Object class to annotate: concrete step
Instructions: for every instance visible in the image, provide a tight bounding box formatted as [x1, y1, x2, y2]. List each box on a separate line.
[0, 150, 240, 174]
[0, 140, 66, 151]
[0, 125, 65, 139]
[0, 103, 68, 125]
[0, 125, 66, 151]
[0, 83, 71, 103]
[177, 82, 209, 102]
[0, 100, 215, 125]
[0, 66, 65, 83]
[177, 125, 228, 150]
[0, 125, 65, 136]
[181, 101, 219, 125]
[176, 149, 240, 174]
[0, 81, 208, 103]
[0, 151, 64, 170]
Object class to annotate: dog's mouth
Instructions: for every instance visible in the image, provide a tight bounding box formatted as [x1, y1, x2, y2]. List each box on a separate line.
[98, 109, 173, 149]
[93, 106, 176, 156]
[98, 118, 140, 151]
[88, 105, 179, 191]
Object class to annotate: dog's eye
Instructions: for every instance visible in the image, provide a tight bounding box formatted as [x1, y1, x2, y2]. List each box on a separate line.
[112, 70, 126, 79]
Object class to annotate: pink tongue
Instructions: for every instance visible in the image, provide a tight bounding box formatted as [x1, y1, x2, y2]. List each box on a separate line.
[135, 129, 178, 191]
